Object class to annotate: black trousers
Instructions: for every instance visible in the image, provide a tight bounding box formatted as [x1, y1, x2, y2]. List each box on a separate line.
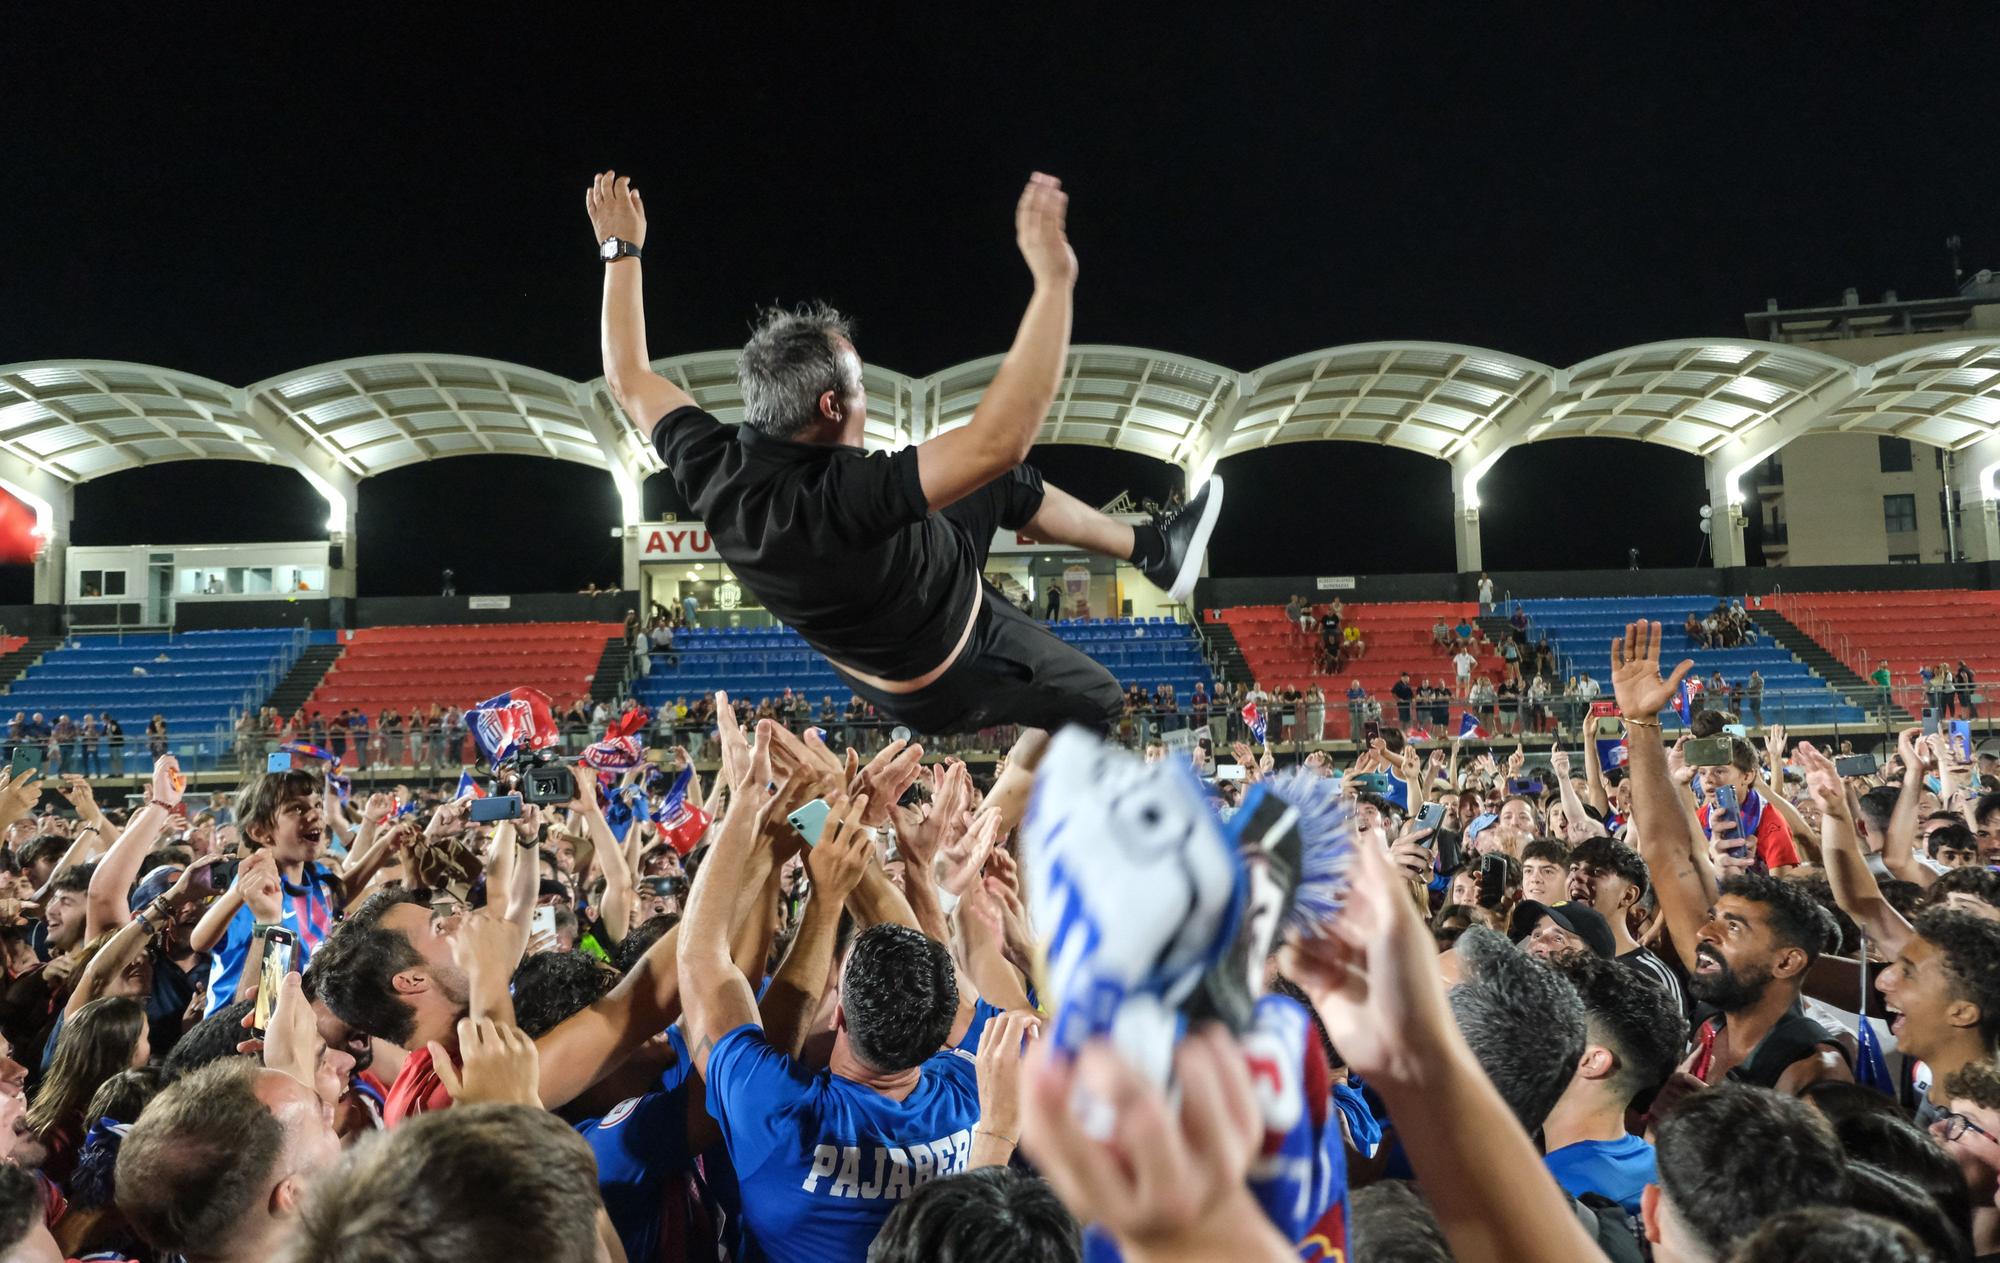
[836, 466, 1123, 736]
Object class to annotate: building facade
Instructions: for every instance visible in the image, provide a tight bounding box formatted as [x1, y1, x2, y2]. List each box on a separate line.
[1744, 270, 2000, 566]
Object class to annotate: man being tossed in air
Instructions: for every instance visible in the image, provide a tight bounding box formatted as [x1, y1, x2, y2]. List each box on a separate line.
[587, 169, 1222, 735]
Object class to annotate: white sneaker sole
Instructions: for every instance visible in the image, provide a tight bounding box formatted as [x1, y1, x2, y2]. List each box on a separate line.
[1165, 476, 1224, 603]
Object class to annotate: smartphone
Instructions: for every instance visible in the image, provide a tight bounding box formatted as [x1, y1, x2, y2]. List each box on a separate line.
[1950, 719, 1973, 763]
[1505, 777, 1546, 797]
[1416, 801, 1447, 834]
[1722, 723, 1749, 739]
[1685, 736, 1736, 768]
[468, 794, 524, 823]
[1923, 709, 1941, 738]
[1712, 784, 1747, 857]
[530, 904, 558, 948]
[1362, 720, 1381, 744]
[1477, 853, 1509, 908]
[1351, 772, 1393, 795]
[1214, 764, 1247, 783]
[8, 746, 42, 778]
[1834, 753, 1880, 778]
[788, 798, 832, 847]
[266, 751, 299, 773]
[191, 859, 238, 895]
[252, 927, 297, 1038]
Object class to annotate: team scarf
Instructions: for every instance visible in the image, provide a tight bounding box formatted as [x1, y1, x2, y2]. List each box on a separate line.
[282, 864, 337, 954]
[464, 687, 559, 767]
[280, 740, 351, 801]
[582, 706, 651, 772]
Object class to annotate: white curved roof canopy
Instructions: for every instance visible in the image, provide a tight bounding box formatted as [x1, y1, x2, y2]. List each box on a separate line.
[247, 355, 604, 476]
[0, 360, 274, 479]
[8, 336, 2000, 514]
[1228, 343, 1555, 461]
[923, 346, 1237, 466]
[1824, 339, 2000, 450]
[1528, 340, 1858, 456]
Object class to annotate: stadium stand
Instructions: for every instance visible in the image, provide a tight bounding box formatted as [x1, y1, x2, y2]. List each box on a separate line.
[0, 629, 307, 769]
[302, 622, 622, 721]
[1217, 602, 1498, 738]
[1768, 589, 2000, 712]
[1514, 596, 1868, 726]
[634, 617, 1213, 715]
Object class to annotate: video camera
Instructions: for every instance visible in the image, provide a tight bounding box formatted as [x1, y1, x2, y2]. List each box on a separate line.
[502, 746, 577, 806]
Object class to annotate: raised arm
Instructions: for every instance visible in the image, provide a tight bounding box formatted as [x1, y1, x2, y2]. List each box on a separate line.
[1614, 622, 1711, 973]
[85, 757, 180, 940]
[1881, 730, 1937, 888]
[915, 175, 1076, 512]
[1799, 741, 1914, 958]
[578, 791, 635, 949]
[1279, 840, 1602, 1263]
[588, 170, 694, 439]
[676, 728, 792, 1076]
[759, 805, 872, 1058]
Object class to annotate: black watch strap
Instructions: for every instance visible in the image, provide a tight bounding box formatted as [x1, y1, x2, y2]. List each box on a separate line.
[600, 236, 643, 262]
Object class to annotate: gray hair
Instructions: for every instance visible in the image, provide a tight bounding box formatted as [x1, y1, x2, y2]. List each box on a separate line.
[737, 302, 859, 439]
[1447, 926, 1587, 1132]
[1348, 1181, 1454, 1263]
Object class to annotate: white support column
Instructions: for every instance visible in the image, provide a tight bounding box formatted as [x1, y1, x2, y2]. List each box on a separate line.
[1450, 468, 1483, 574]
[620, 525, 643, 593]
[237, 395, 363, 599]
[1704, 457, 1749, 569]
[1952, 432, 2000, 563]
[576, 387, 650, 596]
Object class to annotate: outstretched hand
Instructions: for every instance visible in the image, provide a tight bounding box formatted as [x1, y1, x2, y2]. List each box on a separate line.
[1610, 620, 1694, 721]
[586, 170, 647, 249]
[1016, 173, 1076, 289]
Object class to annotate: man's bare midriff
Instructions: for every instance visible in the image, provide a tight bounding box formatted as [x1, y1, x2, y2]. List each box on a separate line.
[830, 584, 982, 694]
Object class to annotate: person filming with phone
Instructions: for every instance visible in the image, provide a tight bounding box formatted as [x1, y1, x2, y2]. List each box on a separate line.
[1684, 734, 1800, 879]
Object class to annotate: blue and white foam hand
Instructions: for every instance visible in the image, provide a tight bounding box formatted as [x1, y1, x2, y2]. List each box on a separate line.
[1026, 728, 1245, 1091]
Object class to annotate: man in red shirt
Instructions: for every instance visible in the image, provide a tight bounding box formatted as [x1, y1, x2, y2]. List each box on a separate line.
[1692, 736, 1799, 877]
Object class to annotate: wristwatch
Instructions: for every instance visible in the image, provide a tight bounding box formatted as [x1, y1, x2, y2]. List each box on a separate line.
[599, 236, 642, 263]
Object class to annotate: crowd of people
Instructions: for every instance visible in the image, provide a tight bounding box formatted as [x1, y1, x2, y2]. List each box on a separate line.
[1684, 601, 1763, 650]
[2, 714, 137, 778]
[0, 618, 1991, 1261]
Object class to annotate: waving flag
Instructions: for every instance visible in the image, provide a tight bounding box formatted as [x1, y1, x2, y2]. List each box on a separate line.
[1674, 677, 1704, 726]
[1242, 701, 1267, 744]
[464, 687, 559, 767]
[453, 770, 486, 801]
[1595, 731, 1630, 772]
[653, 764, 712, 854]
[1456, 711, 1484, 740]
[582, 706, 651, 772]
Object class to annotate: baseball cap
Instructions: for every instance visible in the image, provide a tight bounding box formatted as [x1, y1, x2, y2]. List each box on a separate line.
[1508, 900, 1616, 959]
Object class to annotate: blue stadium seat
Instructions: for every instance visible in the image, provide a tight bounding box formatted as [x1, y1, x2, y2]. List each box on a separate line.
[1, 629, 306, 770]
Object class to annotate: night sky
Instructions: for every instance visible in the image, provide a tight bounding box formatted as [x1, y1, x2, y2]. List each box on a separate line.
[5, 5, 1997, 596]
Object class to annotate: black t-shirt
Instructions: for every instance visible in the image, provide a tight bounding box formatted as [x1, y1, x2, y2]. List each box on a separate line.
[1392, 680, 1414, 703]
[653, 407, 970, 678]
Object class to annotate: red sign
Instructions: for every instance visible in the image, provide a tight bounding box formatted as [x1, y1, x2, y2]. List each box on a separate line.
[641, 527, 714, 559]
